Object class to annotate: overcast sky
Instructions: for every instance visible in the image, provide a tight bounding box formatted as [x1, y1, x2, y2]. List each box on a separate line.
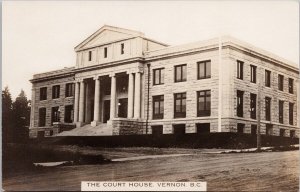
[3, 1, 299, 99]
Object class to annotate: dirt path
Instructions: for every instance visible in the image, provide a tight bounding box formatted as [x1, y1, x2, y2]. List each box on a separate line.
[3, 150, 298, 191]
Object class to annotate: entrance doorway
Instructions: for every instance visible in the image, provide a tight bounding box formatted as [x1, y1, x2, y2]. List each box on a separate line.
[103, 100, 110, 123]
[118, 98, 128, 118]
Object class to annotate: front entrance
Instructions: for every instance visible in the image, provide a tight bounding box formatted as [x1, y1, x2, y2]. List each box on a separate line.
[118, 98, 128, 118]
[103, 100, 110, 123]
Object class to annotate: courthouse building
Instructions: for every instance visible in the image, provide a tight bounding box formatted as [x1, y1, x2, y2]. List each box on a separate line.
[29, 25, 299, 138]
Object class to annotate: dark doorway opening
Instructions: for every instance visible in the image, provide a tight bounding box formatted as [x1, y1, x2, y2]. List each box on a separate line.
[266, 124, 273, 136]
[173, 124, 185, 135]
[103, 100, 110, 123]
[251, 124, 257, 136]
[196, 123, 210, 133]
[37, 131, 44, 139]
[237, 123, 245, 134]
[152, 125, 163, 136]
[118, 98, 128, 118]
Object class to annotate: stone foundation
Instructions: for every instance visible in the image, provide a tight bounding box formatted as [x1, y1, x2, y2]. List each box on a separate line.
[111, 118, 146, 135]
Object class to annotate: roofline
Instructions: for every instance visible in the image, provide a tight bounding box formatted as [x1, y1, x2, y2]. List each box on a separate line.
[75, 36, 138, 52]
[143, 37, 169, 47]
[30, 67, 75, 83]
[145, 36, 299, 72]
[75, 36, 169, 52]
[74, 25, 145, 51]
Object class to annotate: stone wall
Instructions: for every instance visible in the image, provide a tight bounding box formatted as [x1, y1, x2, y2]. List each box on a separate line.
[30, 74, 75, 138]
[112, 119, 145, 135]
[229, 47, 299, 137]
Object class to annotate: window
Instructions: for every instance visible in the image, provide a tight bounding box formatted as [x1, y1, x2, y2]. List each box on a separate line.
[88, 51, 92, 61]
[152, 126, 163, 135]
[250, 65, 257, 83]
[65, 83, 75, 97]
[196, 123, 210, 134]
[40, 87, 47, 100]
[237, 60, 244, 80]
[197, 90, 211, 117]
[103, 78, 111, 95]
[174, 93, 186, 118]
[174, 64, 187, 82]
[121, 43, 124, 54]
[265, 97, 271, 121]
[153, 68, 164, 85]
[279, 100, 284, 124]
[64, 105, 74, 123]
[266, 124, 273, 136]
[51, 106, 59, 125]
[250, 93, 257, 119]
[52, 85, 60, 99]
[173, 124, 185, 135]
[117, 76, 128, 93]
[197, 60, 211, 79]
[153, 95, 164, 119]
[280, 129, 285, 137]
[278, 74, 284, 91]
[251, 124, 257, 135]
[104, 47, 108, 58]
[289, 103, 294, 125]
[237, 123, 245, 133]
[288, 78, 294, 94]
[290, 130, 296, 138]
[38, 108, 46, 127]
[237, 90, 244, 117]
[265, 70, 271, 87]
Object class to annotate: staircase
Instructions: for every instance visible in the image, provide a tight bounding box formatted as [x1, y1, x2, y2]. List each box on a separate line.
[56, 123, 113, 136]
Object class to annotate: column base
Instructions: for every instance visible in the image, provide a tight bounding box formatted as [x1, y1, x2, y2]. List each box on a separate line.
[91, 121, 100, 127]
[76, 122, 84, 128]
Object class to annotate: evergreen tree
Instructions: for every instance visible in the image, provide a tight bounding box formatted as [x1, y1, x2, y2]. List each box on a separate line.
[12, 90, 31, 142]
[2, 86, 13, 143]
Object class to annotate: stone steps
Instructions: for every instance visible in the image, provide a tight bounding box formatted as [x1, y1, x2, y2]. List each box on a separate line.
[56, 123, 113, 136]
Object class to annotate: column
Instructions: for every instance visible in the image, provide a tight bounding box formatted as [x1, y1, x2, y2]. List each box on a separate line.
[29, 88, 35, 128]
[73, 82, 80, 123]
[110, 74, 116, 119]
[92, 77, 100, 126]
[134, 72, 141, 118]
[127, 73, 134, 118]
[78, 80, 85, 124]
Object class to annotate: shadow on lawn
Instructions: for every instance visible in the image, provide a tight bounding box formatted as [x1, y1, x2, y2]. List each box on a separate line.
[2, 143, 110, 176]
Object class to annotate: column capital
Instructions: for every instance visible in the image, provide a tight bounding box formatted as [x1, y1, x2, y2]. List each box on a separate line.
[93, 76, 100, 80]
[130, 68, 144, 74]
[126, 70, 134, 74]
[109, 73, 115, 77]
[138, 66, 144, 73]
[76, 78, 85, 83]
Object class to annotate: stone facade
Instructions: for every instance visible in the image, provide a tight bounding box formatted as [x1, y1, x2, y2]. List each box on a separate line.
[29, 25, 299, 138]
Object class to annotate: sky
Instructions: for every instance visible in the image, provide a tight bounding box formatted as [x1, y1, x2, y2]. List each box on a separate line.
[2, 0, 299, 99]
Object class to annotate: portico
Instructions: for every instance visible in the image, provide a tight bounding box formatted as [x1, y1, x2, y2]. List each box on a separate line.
[73, 69, 142, 128]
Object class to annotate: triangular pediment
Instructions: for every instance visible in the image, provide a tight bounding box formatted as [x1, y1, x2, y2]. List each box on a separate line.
[75, 25, 144, 51]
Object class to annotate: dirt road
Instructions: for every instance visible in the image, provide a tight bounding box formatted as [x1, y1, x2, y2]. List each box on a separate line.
[3, 150, 299, 191]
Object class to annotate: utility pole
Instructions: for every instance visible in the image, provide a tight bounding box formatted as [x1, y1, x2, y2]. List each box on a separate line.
[257, 68, 262, 151]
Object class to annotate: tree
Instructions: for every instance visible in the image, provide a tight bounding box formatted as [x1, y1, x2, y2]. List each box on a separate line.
[12, 90, 31, 142]
[2, 86, 13, 143]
